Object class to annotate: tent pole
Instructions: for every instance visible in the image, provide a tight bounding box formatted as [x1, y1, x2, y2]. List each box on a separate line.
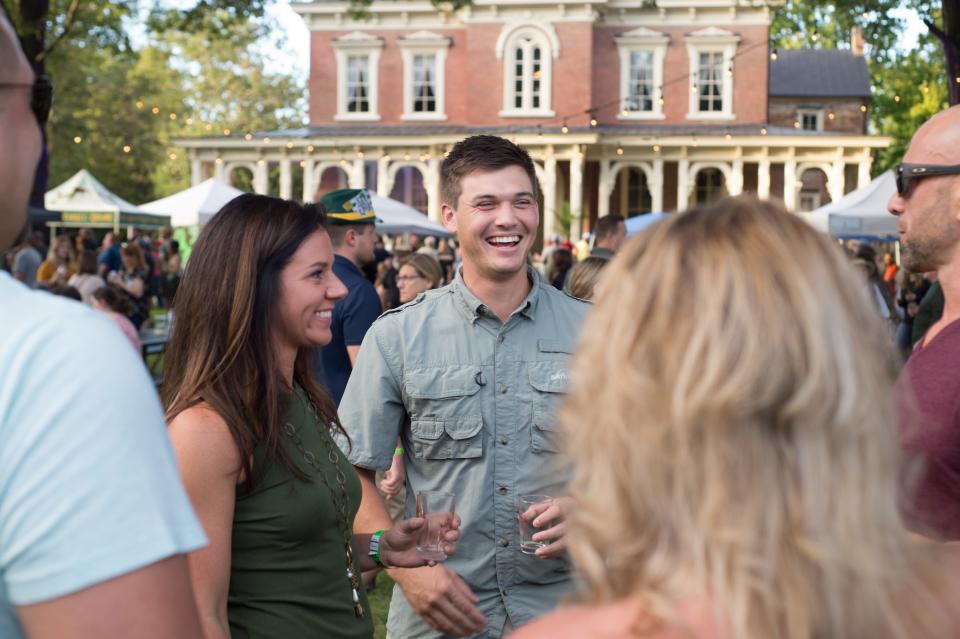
[895, 240, 901, 266]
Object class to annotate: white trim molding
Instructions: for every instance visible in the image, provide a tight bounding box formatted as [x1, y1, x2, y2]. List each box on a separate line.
[685, 27, 740, 121]
[497, 23, 558, 118]
[399, 31, 451, 121]
[615, 28, 669, 121]
[333, 32, 384, 122]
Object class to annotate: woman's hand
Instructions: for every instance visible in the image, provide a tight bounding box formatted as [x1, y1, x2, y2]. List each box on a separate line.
[379, 515, 461, 568]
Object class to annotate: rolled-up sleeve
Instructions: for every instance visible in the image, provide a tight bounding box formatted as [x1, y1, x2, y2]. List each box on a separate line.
[337, 319, 405, 470]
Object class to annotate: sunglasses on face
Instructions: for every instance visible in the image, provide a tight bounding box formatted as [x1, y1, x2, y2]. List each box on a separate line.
[896, 162, 960, 197]
[0, 74, 53, 127]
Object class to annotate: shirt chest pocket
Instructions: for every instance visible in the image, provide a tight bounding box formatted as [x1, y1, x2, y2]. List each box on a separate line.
[527, 360, 570, 454]
[405, 367, 485, 460]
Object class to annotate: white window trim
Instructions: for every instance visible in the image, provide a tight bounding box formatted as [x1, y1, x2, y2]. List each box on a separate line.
[334, 32, 384, 122]
[399, 32, 451, 122]
[616, 28, 669, 121]
[798, 108, 825, 132]
[685, 28, 740, 121]
[497, 23, 558, 118]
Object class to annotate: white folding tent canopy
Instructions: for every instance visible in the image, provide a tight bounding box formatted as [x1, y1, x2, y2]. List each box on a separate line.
[140, 178, 245, 227]
[370, 192, 452, 237]
[45, 169, 170, 232]
[805, 171, 898, 239]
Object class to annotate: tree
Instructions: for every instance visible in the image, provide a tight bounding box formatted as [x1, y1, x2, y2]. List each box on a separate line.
[910, 1, 960, 105]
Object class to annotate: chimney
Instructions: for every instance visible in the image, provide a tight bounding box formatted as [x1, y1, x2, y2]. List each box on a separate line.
[851, 26, 865, 56]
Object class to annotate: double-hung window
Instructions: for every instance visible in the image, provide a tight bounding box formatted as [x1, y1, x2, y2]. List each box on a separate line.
[334, 32, 383, 121]
[400, 31, 450, 121]
[685, 27, 740, 120]
[616, 28, 668, 120]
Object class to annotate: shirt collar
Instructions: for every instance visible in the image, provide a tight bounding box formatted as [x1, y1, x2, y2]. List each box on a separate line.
[334, 253, 362, 276]
[451, 265, 542, 324]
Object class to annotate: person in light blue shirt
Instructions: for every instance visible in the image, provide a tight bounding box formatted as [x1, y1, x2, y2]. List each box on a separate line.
[0, 10, 207, 639]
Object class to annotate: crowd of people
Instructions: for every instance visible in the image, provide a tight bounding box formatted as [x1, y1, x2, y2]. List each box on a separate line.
[4, 8, 960, 639]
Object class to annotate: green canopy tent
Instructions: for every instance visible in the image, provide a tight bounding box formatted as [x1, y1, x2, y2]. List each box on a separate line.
[44, 170, 170, 237]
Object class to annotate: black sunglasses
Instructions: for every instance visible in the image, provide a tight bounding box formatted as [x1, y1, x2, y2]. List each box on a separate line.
[0, 74, 53, 127]
[896, 162, 960, 197]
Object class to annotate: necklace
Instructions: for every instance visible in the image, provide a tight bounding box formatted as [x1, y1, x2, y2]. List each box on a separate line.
[283, 390, 364, 618]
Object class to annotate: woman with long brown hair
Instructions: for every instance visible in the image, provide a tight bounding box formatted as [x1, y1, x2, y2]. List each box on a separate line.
[163, 194, 460, 639]
[515, 197, 958, 639]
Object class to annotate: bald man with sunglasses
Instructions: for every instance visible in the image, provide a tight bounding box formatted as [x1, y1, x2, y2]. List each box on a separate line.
[0, 11, 206, 639]
[889, 105, 960, 540]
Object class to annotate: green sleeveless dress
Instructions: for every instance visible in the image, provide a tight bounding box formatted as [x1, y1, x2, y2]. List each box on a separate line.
[227, 387, 373, 639]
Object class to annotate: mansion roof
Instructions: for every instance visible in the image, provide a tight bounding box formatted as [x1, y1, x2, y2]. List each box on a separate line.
[769, 50, 871, 98]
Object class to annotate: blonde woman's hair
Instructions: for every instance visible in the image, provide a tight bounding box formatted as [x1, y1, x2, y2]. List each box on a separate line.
[560, 197, 953, 638]
[564, 256, 609, 301]
[401, 253, 443, 289]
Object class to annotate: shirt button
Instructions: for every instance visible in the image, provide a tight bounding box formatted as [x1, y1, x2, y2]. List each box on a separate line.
[499, 538, 509, 547]
[496, 334, 504, 343]
[498, 486, 508, 495]
[499, 384, 508, 394]
[500, 436, 508, 445]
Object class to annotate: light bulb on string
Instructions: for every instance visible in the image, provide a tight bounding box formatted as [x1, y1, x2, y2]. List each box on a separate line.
[894, 95, 901, 103]
[263, 137, 271, 143]
[652, 144, 660, 153]
[770, 48, 778, 61]
[169, 153, 177, 161]
[561, 123, 569, 134]
[616, 146, 624, 155]
[760, 127, 768, 135]
[73, 136, 82, 144]
[169, 113, 177, 120]
[135, 100, 144, 109]
[122, 145, 131, 153]
[287, 142, 294, 149]
[151, 107, 160, 114]
[186, 117, 193, 125]
[244, 133, 253, 141]
[828, 111, 835, 120]
[307, 145, 315, 152]
[794, 120, 801, 129]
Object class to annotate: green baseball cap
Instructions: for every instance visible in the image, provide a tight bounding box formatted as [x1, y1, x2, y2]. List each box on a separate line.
[319, 188, 382, 224]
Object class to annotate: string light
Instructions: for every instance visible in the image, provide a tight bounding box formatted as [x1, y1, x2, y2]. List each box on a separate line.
[263, 137, 271, 143]
[169, 153, 177, 160]
[287, 142, 294, 149]
[357, 150, 365, 159]
[135, 100, 144, 109]
[151, 106, 160, 114]
[383, 154, 391, 162]
[244, 133, 253, 140]
[616, 146, 624, 155]
[257, 159, 266, 166]
[760, 127, 768, 135]
[725, 132, 732, 140]
[404, 153, 411, 161]
[73, 136, 82, 144]
[860, 105, 867, 113]
[223, 128, 231, 135]
[770, 48, 778, 61]
[122, 145, 131, 153]
[894, 95, 901, 102]
[307, 145, 315, 152]
[590, 117, 598, 127]
[339, 159, 348, 166]
[169, 113, 177, 120]
[652, 144, 660, 152]
[299, 160, 306, 168]
[828, 111, 835, 120]
[794, 120, 801, 129]
[811, 30, 819, 43]
[215, 157, 223, 165]
[186, 117, 194, 125]
[561, 123, 569, 134]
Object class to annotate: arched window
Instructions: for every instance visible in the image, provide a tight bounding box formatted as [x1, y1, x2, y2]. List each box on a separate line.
[498, 25, 556, 117]
[694, 168, 727, 204]
[613, 167, 653, 217]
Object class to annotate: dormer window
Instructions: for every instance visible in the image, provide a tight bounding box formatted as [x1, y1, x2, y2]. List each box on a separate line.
[497, 24, 559, 117]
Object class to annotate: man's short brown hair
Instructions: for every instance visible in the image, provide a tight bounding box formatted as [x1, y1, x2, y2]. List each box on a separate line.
[594, 213, 625, 242]
[440, 135, 538, 209]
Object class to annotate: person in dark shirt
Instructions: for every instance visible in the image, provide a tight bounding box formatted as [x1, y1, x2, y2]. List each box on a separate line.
[311, 189, 383, 405]
[888, 105, 960, 539]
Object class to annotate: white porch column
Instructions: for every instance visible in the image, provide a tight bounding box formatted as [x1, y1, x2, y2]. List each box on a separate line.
[828, 160, 845, 203]
[652, 158, 665, 212]
[190, 158, 203, 186]
[858, 153, 873, 189]
[302, 159, 316, 202]
[569, 152, 584, 239]
[598, 159, 614, 218]
[758, 157, 771, 199]
[729, 159, 745, 196]
[677, 158, 691, 211]
[543, 156, 558, 238]
[377, 157, 391, 196]
[253, 162, 269, 195]
[783, 158, 798, 211]
[349, 158, 365, 189]
[426, 157, 441, 223]
[279, 159, 292, 200]
[214, 160, 225, 183]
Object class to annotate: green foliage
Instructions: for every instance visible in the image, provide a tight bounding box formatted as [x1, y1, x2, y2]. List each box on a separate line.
[37, 1, 304, 203]
[555, 202, 576, 240]
[769, 0, 905, 62]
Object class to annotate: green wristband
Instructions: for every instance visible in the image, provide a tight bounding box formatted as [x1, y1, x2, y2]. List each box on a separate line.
[394, 446, 404, 456]
[370, 529, 387, 568]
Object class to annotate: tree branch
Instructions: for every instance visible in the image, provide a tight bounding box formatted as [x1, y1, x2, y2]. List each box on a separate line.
[38, 0, 80, 62]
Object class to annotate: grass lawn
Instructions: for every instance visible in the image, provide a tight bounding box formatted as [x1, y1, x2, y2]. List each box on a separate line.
[368, 573, 395, 639]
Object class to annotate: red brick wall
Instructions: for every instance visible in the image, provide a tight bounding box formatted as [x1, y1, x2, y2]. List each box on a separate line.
[310, 22, 769, 126]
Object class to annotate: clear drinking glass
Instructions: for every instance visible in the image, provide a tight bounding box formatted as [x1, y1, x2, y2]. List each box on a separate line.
[415, 490, 457, 561]
[518, 494, 552, 554]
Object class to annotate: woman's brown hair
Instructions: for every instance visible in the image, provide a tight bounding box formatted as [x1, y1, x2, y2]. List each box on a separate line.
[161, 193, 346, 491]
[121, 242, 148, 272]
[400, 253, 443, 289]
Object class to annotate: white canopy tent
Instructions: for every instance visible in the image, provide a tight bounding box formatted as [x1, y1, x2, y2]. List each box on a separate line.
[140, 178, 244, 227]
[45, 169, 169, 232]
[806, 170, 898, 239]
[370, 192, 452, 238]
